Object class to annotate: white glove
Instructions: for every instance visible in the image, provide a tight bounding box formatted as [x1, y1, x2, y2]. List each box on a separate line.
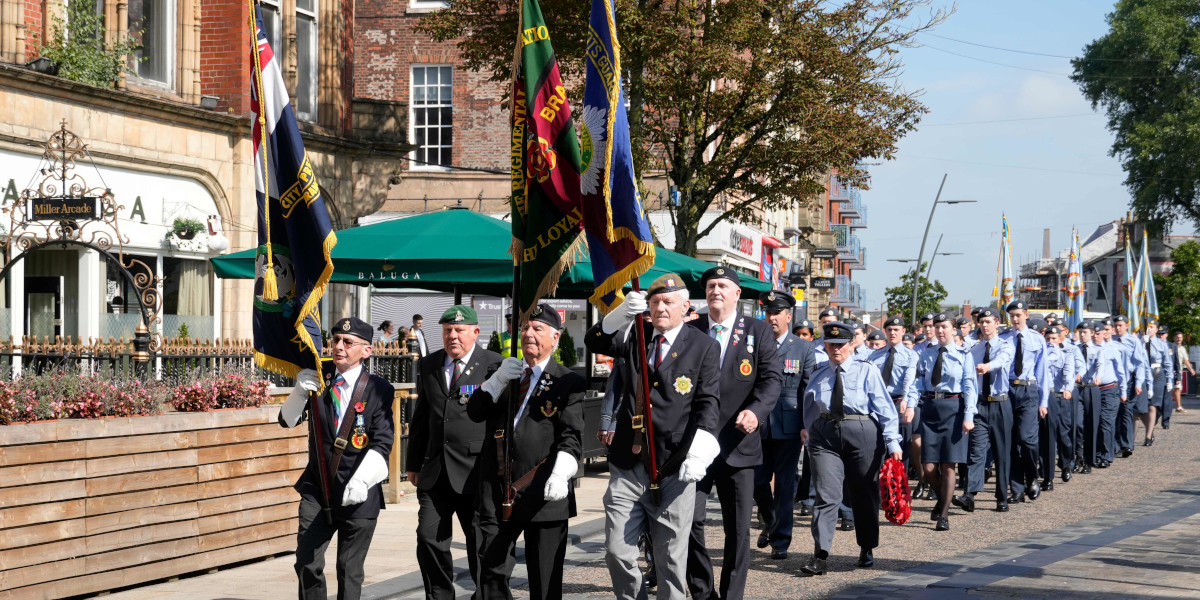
[280, 368, 320, 427]
[677, 429, 721, 484]
[481, 357, 527, 400]
[342, 449, 389, 506]
[543, 451, 578, 501]
[602, 291, 647, 333]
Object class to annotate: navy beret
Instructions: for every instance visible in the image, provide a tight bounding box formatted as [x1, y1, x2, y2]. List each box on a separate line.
[332, 316, 373, 342]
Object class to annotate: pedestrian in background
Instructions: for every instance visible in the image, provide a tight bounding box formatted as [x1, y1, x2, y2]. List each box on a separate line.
[377, 320, 396, 344]
[1171, 330, 1193, 417]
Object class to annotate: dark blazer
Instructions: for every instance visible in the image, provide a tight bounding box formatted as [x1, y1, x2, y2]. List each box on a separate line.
[688, 314, 782, 468]
[282, 366, 396, 521]
[585, 320, 721, 475]
[477, 359, 585, 523]
[763, 333, 816, 440]
[406, 346, 503, 494]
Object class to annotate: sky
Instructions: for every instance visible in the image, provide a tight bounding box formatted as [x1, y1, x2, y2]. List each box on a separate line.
[855, 0, 1161, 312]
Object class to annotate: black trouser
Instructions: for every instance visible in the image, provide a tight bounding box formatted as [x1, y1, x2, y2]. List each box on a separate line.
[1053, 393, 1075, 472]
[1098, 384, 1120, 462]
[1038, 390, 1059, 482]
[295, 497, 378, 600]
[967, 397, 1011, 501]
[1116, 381, 1143, 450]
[478, 519, 568, 600]
[893, 396, 915, 475]
[1078, 386, 1100, 465]
[807, 417, 883, 554]
[753, 437, 803, 552]
[416, 477, 485, 600]
[1008, 383, 1040, 497]
[688, 463, 754, 600]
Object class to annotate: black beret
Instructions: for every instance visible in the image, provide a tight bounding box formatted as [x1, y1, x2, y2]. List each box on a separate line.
[902, 333, 915, 342]
[866, 331, 884, 341]
[1113, 315, 1128, 324]
[529, 303, 562, 330]
[701, 266, 740, 286]
[846, 319, 864, 332]
[931, 312, 952, 325]
[822, 321, 853, 344]
[1146, 317, 1160, 326]
[1045, 324, 1063, 335]
[970, 307, 982, 316]
[1047, 313, 1059, 320]
[920, 312, 936, 323]
[1076, 320, 1093, 331]
[332, 317, 373, 342]
[954, 317, 970, 327]
[758, 289, 796, 311]
[1100, 316, 1113, 326]
[795, 319, 815, 331]
[914, 334, 926, 343]
[1006, 300, 1027, 312]
[883, 315, 905, 328]
[978, 307, 1001, 319]
[818, 307, 839, 319]
[1029, 318, 1046, 333]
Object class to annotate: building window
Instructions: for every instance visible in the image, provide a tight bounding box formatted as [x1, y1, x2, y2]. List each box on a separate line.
[410, 65, 453, 169]
[408, 0, 450, 11]
[127, 0, 175, 86]
[295, 0, 318, 121]
[259, 0, 283, 56]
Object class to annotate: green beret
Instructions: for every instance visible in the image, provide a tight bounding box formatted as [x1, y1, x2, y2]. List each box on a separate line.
[439, 304, 478, 325]
[647, 273, 687, 298]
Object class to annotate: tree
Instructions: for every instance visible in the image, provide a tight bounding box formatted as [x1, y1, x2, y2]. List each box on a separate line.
[419, 0, 947, 255]
[1157, 241, 1200, 341]
[1072, 1, 1200, 232]
[36, 0, 141, 88]
[884, 263, 948, 326]
[558, 327, 578, 366]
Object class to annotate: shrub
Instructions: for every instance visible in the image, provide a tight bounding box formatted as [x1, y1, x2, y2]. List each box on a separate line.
[169, 373, 271, 412]
[0, 370, 167, 423]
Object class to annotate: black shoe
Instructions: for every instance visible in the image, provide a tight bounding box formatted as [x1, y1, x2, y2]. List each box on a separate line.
[1081, 464, 1093, 474]
[1026, 480, 1041, 501]
[757, 532, 770, 549]
[1162, 424, 1170, 430]
[771, 548, 788, 560]
[1007, 491, 1024, 504]
[800, 556, 828, 576]
[935, 517, 950, 531]
[1041, 479, 1054, 492]
[913, 481, 928, 499]
[1062, 469, 1072, 483]
[984, 467, 994, 484]
[839, 519, 855, 531]
[952, 494, 975, 513]
[996, 500, 1009, 512]
[1121, 448, 1134, 458]
[799, 504, 813, 517]
[1143, 437, 1154, 447]
[858, 549, 874, 568]
[1096, 459, 1109, 468]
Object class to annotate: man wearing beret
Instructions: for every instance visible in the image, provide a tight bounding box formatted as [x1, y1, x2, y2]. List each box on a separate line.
[586, 273, 722, 600]
[752, 290, 815, 560]
[474, 304, 585, 600]
[279, 317, 396, 600]
[1000, 300, 1049, 503]
[406, 305, 502, 600]
[686, 267, 781, 600]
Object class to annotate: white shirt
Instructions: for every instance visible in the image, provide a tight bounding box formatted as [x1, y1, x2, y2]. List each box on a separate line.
[332, 363, 363, 429]
[513, 355, 553, 426]
[776, 333, 787, 347]
[649, 321, 686, 367]
[708, 312, 738, 366]
[444, 345, 477, 389]
[415, 328, 428, 356]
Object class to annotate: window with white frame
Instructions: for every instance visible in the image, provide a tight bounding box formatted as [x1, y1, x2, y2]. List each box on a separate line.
[295, 0, 318, 121]
[258, 0, 283, 56]
[127, 0, 175, 86]
[408, 0, 450, 11]
[410, 65, 453, 169]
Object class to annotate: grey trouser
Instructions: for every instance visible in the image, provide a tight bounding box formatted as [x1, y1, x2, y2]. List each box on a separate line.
[605, 463, 696, 600]
[808, 417, 883, 553]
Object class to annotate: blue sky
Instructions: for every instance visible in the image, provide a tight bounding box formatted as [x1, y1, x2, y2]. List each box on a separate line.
[855, 1, 1154, 311]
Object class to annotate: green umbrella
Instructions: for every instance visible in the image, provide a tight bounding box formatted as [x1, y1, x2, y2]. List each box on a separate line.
[212, 209, 775, 298]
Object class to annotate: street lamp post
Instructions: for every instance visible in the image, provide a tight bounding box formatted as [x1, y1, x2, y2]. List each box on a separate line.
[908, 174, 976, 325]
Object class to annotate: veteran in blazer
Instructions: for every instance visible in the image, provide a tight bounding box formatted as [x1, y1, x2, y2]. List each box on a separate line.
[686, 267, 782, 600]
[279, 317, 395, 600]
[473, 304, 585, 600]
[405, 305, 502, 600]
[586, 273, 722, 600]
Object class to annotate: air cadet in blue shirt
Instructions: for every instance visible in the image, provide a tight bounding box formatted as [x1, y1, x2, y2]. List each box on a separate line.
[1072, 321, 1102, 473]
[812, 308, 840, 367]
[753, 290, 816, 560]
[1041, 325, 1076, 488]
[1096, 318, 1129, 466]
[849, 320, 872, 359]
[912, 313, 936, 353]
[1061, 326, 1087, 474]
[798, 322, 902, 576]
[954, 307, 1014, 513]
[999, 300, 1049, 503]
[1141, 319, 1173, 446]
[914, 313, 978, 531]
[956, 317, 976, 350]
[869, 316, 919, 477]
[1111, 315, 1150, 458]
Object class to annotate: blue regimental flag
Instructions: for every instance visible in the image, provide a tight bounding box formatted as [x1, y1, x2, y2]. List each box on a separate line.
[1124, 237, 1141, 331]
[250, 5, 336, 377]
[579, 0, 655, 313]
[1140, 233, 1158, 323]
[1065, 229, 1085, 331]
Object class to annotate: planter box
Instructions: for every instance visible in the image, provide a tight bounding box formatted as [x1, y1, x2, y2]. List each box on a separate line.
[0, 406, 306, 599]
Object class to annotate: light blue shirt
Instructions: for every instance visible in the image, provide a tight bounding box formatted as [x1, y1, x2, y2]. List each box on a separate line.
[1112, 334, 1149, 389]
[1097, 340, 1128, 393]
[1046, 344, 1076, 394]
[969, 336, 1014, 398]
[868, 343, 919, 406]
[999, 326, 1050, 407]
[1064, 340, 1086, 381]
[1078, 341, 1101, 384]
[1145, 335, 1175, 383]
[802, 358, 903, 454]
[853, 344, 872, 359]
[915, 343, 979, 423]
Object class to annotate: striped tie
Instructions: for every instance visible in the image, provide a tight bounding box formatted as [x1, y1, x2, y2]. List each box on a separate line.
[449, 359, 464, 389]
[331, 373, 346, 420]
[711, 324, 725, 343]
[514, 367, 533, 426]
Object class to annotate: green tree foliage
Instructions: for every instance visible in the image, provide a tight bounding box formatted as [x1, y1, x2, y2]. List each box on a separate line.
[884, 262, 948, 326]
[558, 327, 578, 366]
[37, 0, 141, 88]
[1072, 1, 1200, 232]
[1156, 241, 1200, 340]
[487, 331, 502, 353]
[419, 0, 947, 254]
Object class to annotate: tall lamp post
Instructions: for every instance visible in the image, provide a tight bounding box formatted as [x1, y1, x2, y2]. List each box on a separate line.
[909, 174, 976, 325]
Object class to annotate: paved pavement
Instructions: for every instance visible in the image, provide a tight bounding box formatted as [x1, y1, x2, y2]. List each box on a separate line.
[96, 397, 1200, 600]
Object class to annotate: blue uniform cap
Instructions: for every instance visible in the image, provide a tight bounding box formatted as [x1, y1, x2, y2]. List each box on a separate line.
[1006, 300, 1027, 312]
[883, 315, 905, 328]
[822, 321, 854, 344]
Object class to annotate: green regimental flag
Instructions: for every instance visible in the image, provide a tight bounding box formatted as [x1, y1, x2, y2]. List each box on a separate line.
[510, 0, 584, 320]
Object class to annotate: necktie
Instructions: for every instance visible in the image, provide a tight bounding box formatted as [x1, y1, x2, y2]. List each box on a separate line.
[332, 373, 346, 420]
[1013, 332, 1024, 377]
[981, 341, 992, 398]
[882, 345, 896, 386]
[1146, 339, 1152, 363]
[831, 366, 845, 417]
[932, 345, 948, 386]
[514, 367, 533, 425]
[654, 334, 666, 368]
[1082, 344, 1089, 361]
[711, 324, 725, 343]
[450, 359, 464, 389]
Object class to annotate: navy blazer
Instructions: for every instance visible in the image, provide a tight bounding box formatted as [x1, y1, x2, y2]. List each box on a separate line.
[762, 333, 816, 440]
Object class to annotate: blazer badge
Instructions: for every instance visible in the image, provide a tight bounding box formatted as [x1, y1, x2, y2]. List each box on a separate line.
[541, 400, 558, 418]
[351, 432, 368, 449]
[739, 359, 753, 376]
[674, 376, 693, 394]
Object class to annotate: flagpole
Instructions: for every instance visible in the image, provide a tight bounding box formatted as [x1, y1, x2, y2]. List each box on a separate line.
[628, 278, 659, 502]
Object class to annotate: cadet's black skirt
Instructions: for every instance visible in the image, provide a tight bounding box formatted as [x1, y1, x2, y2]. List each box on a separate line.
[919, 395, 966, 463]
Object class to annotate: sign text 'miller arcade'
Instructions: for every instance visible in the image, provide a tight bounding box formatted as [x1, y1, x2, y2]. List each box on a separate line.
[28, 197, 100, 221]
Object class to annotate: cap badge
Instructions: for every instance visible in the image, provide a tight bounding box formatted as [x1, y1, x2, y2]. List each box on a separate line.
[767, 292, 775, 301]
[674, 375, 693, 394]
[532, 306, 542, 317]
[666, 278, 677, 287]
[453, 310, 464, 323]
[716, 268, 725, 275]
[831, 327, 840, 336]
[342, 321, 351, 332]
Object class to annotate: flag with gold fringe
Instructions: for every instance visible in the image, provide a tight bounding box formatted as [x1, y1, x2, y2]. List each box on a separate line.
[250, 3, 336, 377]
[579, 0, 655, 313]
[510, 0, 584, 319]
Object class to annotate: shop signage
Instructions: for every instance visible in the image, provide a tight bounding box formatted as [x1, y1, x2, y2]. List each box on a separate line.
[810, 277, 835, 290]
[812, 248, 837, 258]
[27, 196, 99, 221]
[729, 230, 754, 257]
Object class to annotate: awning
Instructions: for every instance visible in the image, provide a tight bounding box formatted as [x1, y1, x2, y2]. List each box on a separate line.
[762, 236, 788, 249]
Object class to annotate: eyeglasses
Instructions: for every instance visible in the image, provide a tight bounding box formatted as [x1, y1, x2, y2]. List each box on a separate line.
[331, 337, 370, 348]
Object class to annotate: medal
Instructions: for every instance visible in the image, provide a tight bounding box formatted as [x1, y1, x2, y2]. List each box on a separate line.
[351, 432, 368, 449]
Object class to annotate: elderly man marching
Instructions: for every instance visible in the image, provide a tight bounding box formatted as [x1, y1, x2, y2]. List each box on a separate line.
[799, 322, 903, 575]
[585, 274, 722, 600]
[279, 317, 395, 600]
[474, 304, 585, 600]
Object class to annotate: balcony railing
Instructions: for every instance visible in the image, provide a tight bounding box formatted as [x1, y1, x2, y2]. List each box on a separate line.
[809, 230, 837, 249]
[829, 177, 852, 203]
[832, 274, 852, 303]
[848, 204, 868, 229]
[850, 247, 866, 270]
[830, 224, 850, 249]
[841, 189, 862, 217]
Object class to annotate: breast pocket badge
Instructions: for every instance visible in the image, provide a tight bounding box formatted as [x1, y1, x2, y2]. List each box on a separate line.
[540, 400, 558, 418]
[740, 359, 753, 377]
[674, 376, 693, 394]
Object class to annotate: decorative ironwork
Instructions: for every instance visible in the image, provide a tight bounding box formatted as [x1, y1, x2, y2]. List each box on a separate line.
[1, 122, 163, 354]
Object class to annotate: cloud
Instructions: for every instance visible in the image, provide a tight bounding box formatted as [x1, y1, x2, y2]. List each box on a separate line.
[962, 75, 1093, 119]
